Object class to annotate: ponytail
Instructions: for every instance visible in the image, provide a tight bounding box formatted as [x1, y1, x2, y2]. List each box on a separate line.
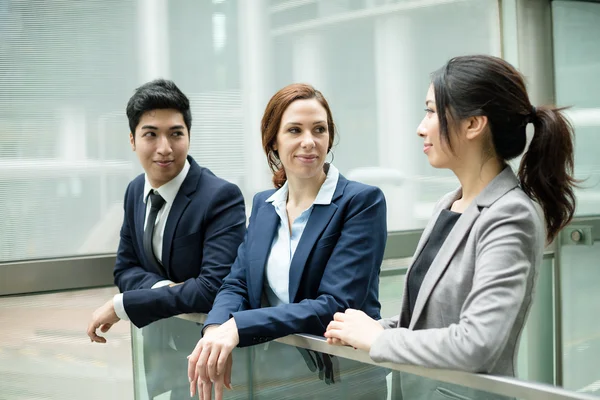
[519, 106, 577, 243]
[429, 55, 578, 242]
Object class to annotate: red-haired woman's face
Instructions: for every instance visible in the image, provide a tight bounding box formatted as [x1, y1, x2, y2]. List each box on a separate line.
[274, 99, 329, 183]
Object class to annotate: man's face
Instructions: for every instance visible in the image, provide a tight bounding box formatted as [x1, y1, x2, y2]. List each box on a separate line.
[130, 108, 190, 188]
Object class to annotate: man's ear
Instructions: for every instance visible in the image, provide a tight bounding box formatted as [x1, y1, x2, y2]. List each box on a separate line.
[129, 132, 135, 151]
[464, 115, 488, 140]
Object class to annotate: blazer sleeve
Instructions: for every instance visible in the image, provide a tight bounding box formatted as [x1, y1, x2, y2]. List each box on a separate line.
[232, 187, 387, 347]
[113, 183, 165, 291]
[202, 195, 262, 328]
[122, 182, 247, 328]
[378, 315, 400, 330]
[369, 201, 541, 373]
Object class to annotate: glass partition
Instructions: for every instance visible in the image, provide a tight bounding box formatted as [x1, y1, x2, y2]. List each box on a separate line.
[552, 0, 600, 394]
[0, 287, 133, 400]
[131, 315, 599, 400]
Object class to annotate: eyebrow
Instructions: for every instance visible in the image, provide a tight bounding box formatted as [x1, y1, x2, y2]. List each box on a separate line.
[285, 121, 327, 126]
[140, 124, 185, 130]
[425, 100, 434, 106]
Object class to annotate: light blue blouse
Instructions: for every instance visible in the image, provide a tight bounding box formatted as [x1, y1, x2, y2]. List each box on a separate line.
[263, 164, 340, 306]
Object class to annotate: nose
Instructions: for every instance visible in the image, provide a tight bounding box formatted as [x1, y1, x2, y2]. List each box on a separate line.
[417, 117, 427, 138]
[300, 130, 315, 149]
[157, 135, 173, 155]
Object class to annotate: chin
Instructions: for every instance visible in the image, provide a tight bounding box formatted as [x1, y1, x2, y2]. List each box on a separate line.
[292, 168, 323, 181]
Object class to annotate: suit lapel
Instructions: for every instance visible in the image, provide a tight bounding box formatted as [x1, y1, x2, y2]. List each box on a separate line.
[409, 203, 480, 329]
[161, 157, 200, 276]
[399, 189, 460, 326]
[287, 203, 338, 302]
[135, 190, 147, 260]
[247, 204, 279, 307]
[287, 177, 346, 302]
[407, 166, 520, 329]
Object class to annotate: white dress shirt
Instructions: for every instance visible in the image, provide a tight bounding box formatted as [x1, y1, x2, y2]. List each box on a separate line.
[113, 159, 191, 320]
[263, 164, 339, 306]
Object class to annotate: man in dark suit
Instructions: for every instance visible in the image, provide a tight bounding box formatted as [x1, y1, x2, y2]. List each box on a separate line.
[87, 79, 246, 399]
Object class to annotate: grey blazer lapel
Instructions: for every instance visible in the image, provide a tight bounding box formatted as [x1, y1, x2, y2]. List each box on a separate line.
[408, 166, 520, 329]
[399, 189, 460, 326]
[409, 202, 480, 329]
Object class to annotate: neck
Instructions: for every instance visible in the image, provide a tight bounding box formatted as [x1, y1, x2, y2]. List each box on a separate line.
[286, 170, 327, 208]
[452, 156, 504, 206]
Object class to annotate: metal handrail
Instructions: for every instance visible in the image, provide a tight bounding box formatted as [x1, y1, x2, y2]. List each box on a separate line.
[172, 313, 598, 400]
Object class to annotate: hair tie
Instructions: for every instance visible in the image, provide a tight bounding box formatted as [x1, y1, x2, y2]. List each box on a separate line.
[529, 105, 537, 123]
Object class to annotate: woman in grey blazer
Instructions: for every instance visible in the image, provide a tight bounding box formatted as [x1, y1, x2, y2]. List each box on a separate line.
[325, 55, 577, 399]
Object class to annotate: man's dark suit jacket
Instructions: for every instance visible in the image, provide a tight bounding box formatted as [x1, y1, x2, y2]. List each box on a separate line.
[113, 155, 246, 328]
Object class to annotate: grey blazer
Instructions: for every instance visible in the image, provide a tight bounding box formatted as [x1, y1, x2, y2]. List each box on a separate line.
[371, 167, 544, 398]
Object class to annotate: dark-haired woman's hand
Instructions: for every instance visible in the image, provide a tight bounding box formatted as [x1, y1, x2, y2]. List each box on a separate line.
[324, 309, 384, 352]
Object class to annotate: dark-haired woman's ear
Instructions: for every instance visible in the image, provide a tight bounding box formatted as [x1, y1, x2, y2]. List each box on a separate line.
[464, 115, 488, 140]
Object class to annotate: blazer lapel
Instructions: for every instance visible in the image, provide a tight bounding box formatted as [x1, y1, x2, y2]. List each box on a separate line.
[161, 157, 199, 276]
[247, 204, 279, 307]
[287, 178, 346, 302]
[399, 189, 460, 326]
[409, 202, 480, 329]
[407, 166, 520, 329]
[287, 204, 338, 302]
[135, 190, 147, 260]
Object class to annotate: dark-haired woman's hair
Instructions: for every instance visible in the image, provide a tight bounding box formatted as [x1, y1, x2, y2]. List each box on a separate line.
[431, 55, 576, 242]
[261, 83, 336, 188]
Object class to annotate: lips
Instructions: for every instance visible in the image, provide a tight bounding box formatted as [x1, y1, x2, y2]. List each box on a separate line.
[296, 154, 318, 162]
[423, 143, 432, 153]
[155, 160, 174, 167]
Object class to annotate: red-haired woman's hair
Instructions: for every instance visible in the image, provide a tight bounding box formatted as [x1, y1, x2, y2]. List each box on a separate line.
[261, 83, 336, 188]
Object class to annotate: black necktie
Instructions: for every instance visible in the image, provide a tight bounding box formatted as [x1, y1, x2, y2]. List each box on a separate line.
[143, 191, 166, 276]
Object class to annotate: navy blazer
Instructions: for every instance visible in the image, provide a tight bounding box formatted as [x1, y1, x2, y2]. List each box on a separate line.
[113, 155, 246, 328]
[204, 174, 387, 347]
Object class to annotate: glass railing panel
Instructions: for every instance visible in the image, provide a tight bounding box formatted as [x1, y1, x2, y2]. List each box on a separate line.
[379, 258, 408, 319]
[131, 316, 252, 399]
[560, 221, 600, 394]
[251, 340, 388, 399]
[517, 256, 556, 385]
[132, 315, 600, 400]
[0, 287, 133, 400]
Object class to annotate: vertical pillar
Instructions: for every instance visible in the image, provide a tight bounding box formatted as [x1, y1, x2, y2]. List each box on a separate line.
[292, 33, 325, 92]
[137, 0, 170, 83]
[374, 15, 419, 231]
[238, 0, 273, 201]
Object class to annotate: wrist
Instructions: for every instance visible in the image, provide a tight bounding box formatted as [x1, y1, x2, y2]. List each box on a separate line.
[202, 324, 220, 336]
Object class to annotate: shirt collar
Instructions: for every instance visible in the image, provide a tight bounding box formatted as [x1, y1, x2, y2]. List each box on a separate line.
[265, 163, 339, 206]
[143, 159, 191, 205]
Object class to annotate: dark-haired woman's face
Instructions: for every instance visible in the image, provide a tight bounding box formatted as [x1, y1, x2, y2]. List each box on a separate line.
[417, 85, 454, 169]
[274, 99, 329, 183]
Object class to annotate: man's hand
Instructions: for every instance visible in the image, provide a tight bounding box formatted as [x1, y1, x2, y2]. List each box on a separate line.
[169, 282, 184, 287]
[87, 299, 120, 343]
